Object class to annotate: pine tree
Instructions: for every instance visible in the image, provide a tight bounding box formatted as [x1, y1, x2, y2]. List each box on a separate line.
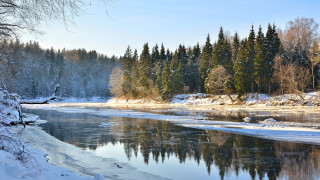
[122, 46, 133, 95]
[177, 44, 188, 85]
[232, 32, 240, 67]
[151, 44, 160, 66]
[186, 43, 201, 92]
[130, 49, 139, 98]
[247, 25, 256, 93]
[212, 27, 233, 75]
[199, 34, 213, 92]
[234, 39, 250, 100]
[138, 43, 151, 90]
[172, 61, 184, 94]
[212, 27, 225, 66]
[264, 24, 280, 93]
[49, 47, 55, 60]
[254, 26, 265, 92]
[160, 43, 166, 69]
[161, 62, 172, 99]
[223, 39, 233, 75]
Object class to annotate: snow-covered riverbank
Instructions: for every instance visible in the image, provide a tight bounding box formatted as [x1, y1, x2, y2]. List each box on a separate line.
[0, 90, 105, 180]
[108, 92, 320, 106]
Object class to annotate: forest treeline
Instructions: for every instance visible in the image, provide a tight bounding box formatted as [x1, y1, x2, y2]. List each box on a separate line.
[0, 40, 121, 98]
[113, 17, 320, 100]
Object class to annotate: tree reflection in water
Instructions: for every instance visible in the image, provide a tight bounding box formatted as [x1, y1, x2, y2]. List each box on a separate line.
[30, 109, 320, 180]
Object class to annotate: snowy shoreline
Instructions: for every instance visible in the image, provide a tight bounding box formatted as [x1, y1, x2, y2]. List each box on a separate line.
[0, 90, 105, 180]
[107, 92, 320, 107]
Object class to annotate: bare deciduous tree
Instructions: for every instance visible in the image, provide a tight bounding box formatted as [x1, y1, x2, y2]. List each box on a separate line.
[297, 65, 312, 92]
[0, 0, 111, 38]
[279, 17, 319, 61]
[273, 60, 310, 99]
[308, 40, 320, 90]
[206, 65, 234, 102]
[109, 67, 123, 97]
[272, 55, 285, 95]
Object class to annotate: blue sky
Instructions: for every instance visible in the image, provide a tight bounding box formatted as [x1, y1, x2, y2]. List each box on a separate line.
[22, 0, 320, 57]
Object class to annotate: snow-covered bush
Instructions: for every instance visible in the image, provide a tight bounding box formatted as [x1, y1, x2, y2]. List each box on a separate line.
[0, 89, 21, 125]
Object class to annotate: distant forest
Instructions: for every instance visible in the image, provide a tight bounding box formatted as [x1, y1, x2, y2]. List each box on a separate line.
[1, 17, 319, 100]
[113, 17, 320, 100]
[0, 40, 121, 98]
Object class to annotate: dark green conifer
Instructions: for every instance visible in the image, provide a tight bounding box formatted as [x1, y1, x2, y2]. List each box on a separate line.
[199, 34, 213, 92]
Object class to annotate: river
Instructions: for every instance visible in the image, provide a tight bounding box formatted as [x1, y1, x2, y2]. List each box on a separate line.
[12, 104, 320, 180]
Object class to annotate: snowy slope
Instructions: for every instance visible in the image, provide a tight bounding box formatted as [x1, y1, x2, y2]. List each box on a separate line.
[0, 90, 106, 180]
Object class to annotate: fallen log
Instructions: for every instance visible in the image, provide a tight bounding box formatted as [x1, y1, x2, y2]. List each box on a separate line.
[20, 84, 59, 104]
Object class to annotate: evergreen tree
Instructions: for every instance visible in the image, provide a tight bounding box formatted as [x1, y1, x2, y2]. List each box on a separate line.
[232, 32, 240, 67]
[138, 43, 151, 90]
[247, 26, 256, 93]
[212, 27, 225, 66]
[151, 44, 160, 81]
[172, 61, 184, 94]
[186, 43, 201, 92]
[254, 26, 265, 92]
[223, 39, 233, 75]
[151, 44, 160, 66]
[161, 62, 172, 99]
[234, 40, 250, 100]
[177, 44, 188, 85]
[160, 43, 166, 69]
[212, 27, 233, 75]
[49, 47, 55, 60]
[130, 49, 139, 98]
[45, 49, 50, 59]
[122, 46, 133, 95]
[166, 49, 172, 63]
[199, 34, 213, 92]
[264, 24, 280, 93]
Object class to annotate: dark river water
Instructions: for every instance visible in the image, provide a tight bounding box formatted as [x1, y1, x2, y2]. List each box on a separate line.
[21, 107, 320, 180]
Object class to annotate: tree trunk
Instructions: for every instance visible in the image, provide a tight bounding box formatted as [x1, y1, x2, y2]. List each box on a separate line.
[20, 84, 59, 104]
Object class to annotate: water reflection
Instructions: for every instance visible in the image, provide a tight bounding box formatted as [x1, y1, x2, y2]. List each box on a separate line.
[25, 108, 320, 180]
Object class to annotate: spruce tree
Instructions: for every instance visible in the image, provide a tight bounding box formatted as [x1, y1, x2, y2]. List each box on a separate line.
[122, 46, 133, 95]
[186, 43, 201, 92]
[212, 27, 225, 66]
[138, 43, 151, 90]
[177, 44, 188, 85]
[264, 24, 280, 93]
[234, 39, 250, 100]
[223, 39, 233, 75]
[161, 62, 172, 99]
[254, 26, 265, 92]
[172, 61, 184, 94]
[199, 34, 213, 92]
[130, 49, 139, 98]
[212, 27, 233, 75]
[160, 43, 166, 69]
[232, 32, 240, 67]
[247, 26, 256, 93]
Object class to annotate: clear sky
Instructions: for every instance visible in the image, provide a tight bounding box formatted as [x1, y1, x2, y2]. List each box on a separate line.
[22, 0, 320, 57]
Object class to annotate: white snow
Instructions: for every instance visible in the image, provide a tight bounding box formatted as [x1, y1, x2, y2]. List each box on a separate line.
[0, 125, 106, 180]
[1, 90, 106, 180]
[243, 117, 251, 123]
[169, 92, 320, 106]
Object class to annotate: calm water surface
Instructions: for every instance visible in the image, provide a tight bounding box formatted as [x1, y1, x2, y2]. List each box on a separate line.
[22, 107, 320, 180]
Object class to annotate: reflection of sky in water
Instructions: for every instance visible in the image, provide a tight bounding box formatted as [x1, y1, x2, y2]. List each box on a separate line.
[22, 107, 320, 180]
